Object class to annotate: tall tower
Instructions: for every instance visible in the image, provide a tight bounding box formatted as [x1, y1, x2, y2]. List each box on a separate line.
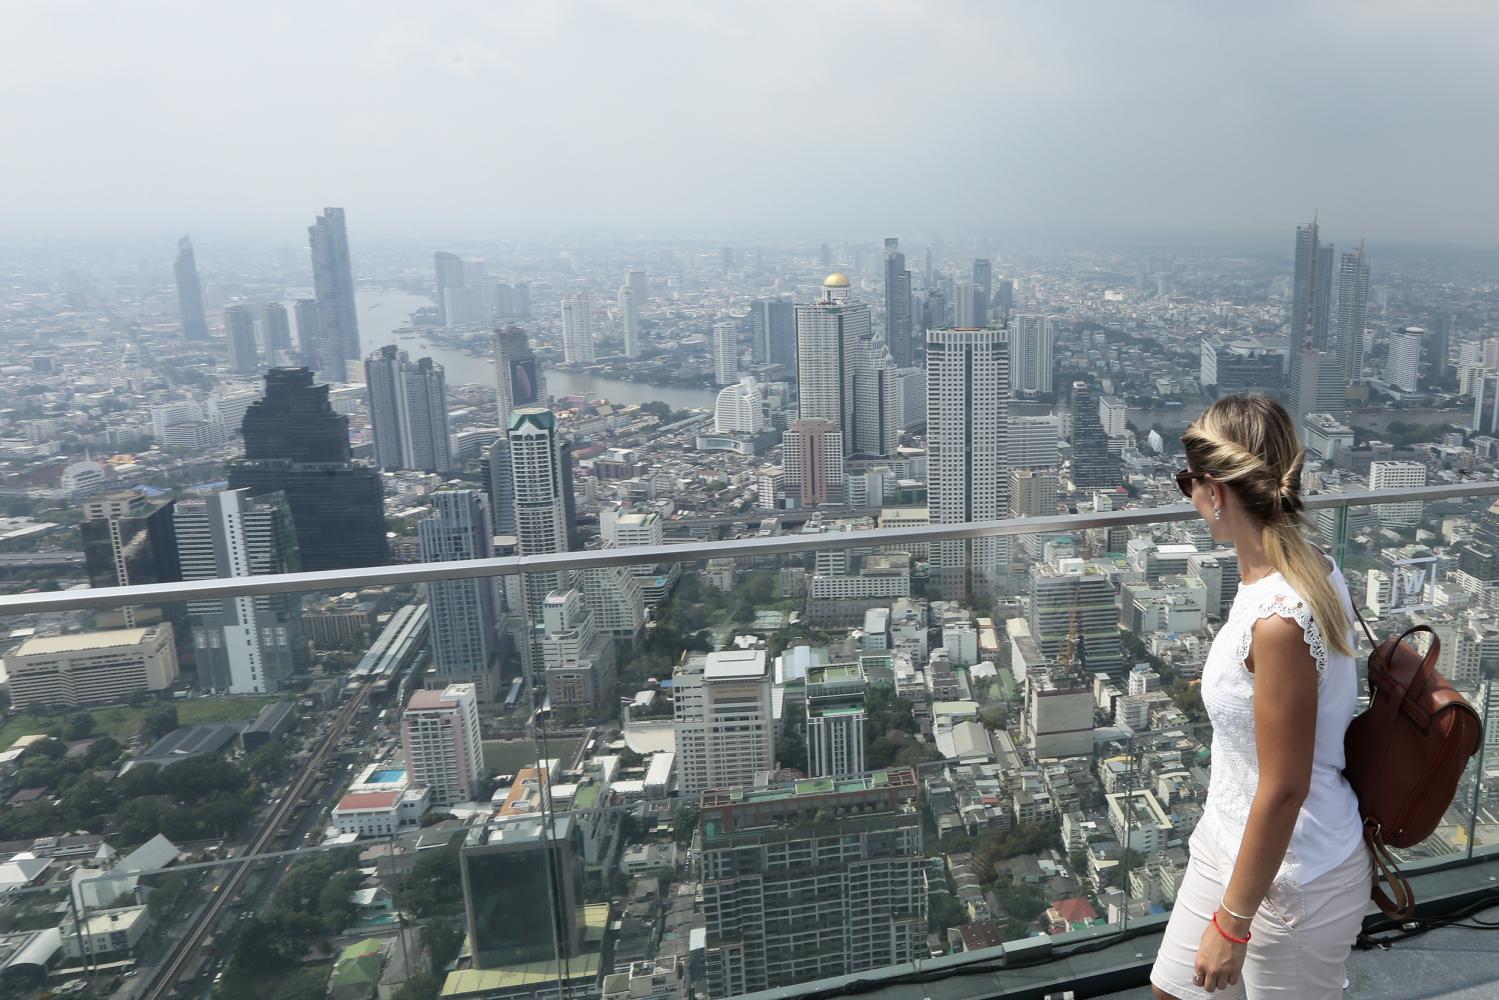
[173, 236, 209, 341]
[225, 303, 260, 374]
[883, 238, 914, 368]
[750, 298, 796, 367]
[493, 325, 548, 432]
[508, 407, 574, 672]
[365, 346, 453, 472]
[781, 419, 844, 508]
[1011, 315, 1056, 396]
[434, 251, 466, 327]
[419, 491, 501, 700]
[80, 493, 181, 631]
[261, 302, 294, 364]
[293, 298, 321, 370]
[972, 258, 993, 319]
[617, 286, 640, 358]
[713, 320, 739, 385]
[174, 489, 308, 693]
[1336, 241, 1370, 383]
[926, 327, 1010, 598]
[401, 683, 485, 806]
[1286, 219, 1341, 420]
[561, 292, 594, 363]
[1068, 380, 1121, 489]
[796, 274, 894, 457]
[308, 207, 358, 380]
[228, 367, 388, 570]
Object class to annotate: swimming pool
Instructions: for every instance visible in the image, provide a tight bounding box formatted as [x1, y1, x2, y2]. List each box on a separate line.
[365, 768, 406, 784]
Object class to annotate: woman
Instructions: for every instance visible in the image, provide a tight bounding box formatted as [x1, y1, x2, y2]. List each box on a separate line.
[1150, 394, 1372, 998]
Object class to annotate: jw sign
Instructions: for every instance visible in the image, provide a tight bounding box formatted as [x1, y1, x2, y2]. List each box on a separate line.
[1387, 555, 1438, 614]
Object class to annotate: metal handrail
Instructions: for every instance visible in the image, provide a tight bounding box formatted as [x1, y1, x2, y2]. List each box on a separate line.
[4, 480, 1496, 615]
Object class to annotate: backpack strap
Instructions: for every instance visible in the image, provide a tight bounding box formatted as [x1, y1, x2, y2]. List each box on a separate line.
[1350, 604, 1380, 650]
[1365, 821, 1416, 921]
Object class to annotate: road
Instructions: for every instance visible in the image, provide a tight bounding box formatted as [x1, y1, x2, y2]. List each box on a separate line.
[0, 551, 84, 568]
[140, 681, 370, 1000]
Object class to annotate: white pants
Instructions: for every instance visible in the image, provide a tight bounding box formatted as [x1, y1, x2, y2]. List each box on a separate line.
[1150, 826, 1373, 998]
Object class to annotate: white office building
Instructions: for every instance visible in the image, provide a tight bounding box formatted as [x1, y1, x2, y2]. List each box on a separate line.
[561, 292, 595, 364]
[714, 320, 739, 386]
[1011, 314, 1056, 395]
[401, 683, 484, 807]
[714, 377, 767, 434]
[1369, 461, 1426, 527]
[673, 649, 774, 795]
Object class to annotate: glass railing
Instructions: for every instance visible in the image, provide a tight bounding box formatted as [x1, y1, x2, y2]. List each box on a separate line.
[1, 482, 1496, 1000]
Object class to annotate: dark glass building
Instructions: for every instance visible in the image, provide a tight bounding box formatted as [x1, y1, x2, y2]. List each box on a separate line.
[80, 492, 183, 633]
[1068, 379, 1122, 490]
[228, 368, 388, 571]
[750, 298, 796, 368]
[461, 815, 582, 970]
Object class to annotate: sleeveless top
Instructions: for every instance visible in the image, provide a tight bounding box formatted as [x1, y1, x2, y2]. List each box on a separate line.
[1197, 557, 1365, 889]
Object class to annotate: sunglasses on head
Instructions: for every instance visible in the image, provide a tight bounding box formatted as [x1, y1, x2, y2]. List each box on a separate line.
[1175, 468, 1209, 498]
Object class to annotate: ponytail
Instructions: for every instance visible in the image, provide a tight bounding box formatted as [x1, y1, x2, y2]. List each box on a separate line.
[1261, 521, 1355, 657]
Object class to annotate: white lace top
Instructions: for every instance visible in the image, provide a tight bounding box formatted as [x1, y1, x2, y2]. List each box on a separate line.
[1198, 558, 1365, 889]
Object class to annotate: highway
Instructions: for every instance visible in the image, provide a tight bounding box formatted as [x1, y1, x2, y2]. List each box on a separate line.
[141, 681, 370, 1000]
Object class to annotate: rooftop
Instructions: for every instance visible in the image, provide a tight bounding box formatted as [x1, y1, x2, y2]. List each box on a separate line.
[14, 627, 157, 656]
[335, 790, 401, 812]
[704, 647, 768, 680]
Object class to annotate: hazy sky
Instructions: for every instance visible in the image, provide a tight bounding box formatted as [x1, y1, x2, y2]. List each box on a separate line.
[4, 1, 1497, 243]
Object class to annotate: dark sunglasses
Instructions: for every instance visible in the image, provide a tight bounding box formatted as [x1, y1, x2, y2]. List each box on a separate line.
[1174, 468, 1210, 498]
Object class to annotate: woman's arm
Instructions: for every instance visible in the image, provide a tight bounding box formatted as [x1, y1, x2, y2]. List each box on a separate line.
[1194, 613, 1319, 989]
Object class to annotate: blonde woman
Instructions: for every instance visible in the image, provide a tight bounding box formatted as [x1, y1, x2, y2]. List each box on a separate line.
[1150, 395, 1372, 998]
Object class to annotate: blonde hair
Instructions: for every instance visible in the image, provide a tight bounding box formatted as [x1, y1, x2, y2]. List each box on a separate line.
[1183, 394, 1354, 657]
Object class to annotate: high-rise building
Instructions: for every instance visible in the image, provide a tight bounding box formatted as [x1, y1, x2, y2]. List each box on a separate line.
[561, 292, 594, 363]
[1068, 380, 1121, 489]
[308, 207, 359, 381]
[699, 768, 926, 998]
[714, 377, 767, 434]
[508, 407, 574, 671]
[434, 251, 466, 327]
[174, 488, 308, 693]
[1428, 312, 1453, 388]
[493, 325, 547, 432]
[81, 493, 181, 630]
[750, 298, 796, 367]
[1009, 467, 1061, 518]
[461, 814, 583, 972]
[627, 268, 648, 306]
[1287, 219, 1346, 419]
[173, 236, 209, 341]
[365, 346, 452, 472]
[4, 625, 179, 711]
[1011, 314, 1056, 395]
[1029, 560, 1124, 677]
[228, 367, 388, 570]
[225, 303, 259, 374]
[617, 286, 640, 358]
[1200, 338, 1288, 399]
[541, 588, 617, 711]
[1474, 372, 1499, 435]
[796, 273, 867, 430]
[972, 258, 993, 316]
[401, 683, 484, 807]
[481, 437, 515, 535]
[293, 298, 322, 369]
[1369, 461, 1426, 527]
[781, 418, 844, 508]
[713, 320, 739, 385]
[883, 238, 914, 368]
[1387, 327, 1425, 394]
[1336, 241, 1369, 382]
[673, 649, 774, 796]
[261, 302, 294, 364]
[1010, 414, 1060, 470]
[419, 491, 501, 700]
[805, 664, 867, 777]
[994, 277, 1014, 319]
[927, 327, 1010, 598]
[954, 282, 978, 328]
[1099, 394, 1128, 437]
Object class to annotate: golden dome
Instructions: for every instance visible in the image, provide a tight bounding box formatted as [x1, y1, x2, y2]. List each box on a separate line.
[823, 272, 851, 288]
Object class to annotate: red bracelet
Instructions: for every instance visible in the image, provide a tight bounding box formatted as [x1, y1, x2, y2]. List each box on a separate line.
[1212, 911, 1251, 944]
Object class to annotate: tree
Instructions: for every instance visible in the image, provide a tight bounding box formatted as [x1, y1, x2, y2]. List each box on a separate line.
[143, 703, 178, 741]
[423, 919, 463, 970]
[394, 973, 442, 1000]
[929, 893, 969, 932]
[671, 805, 700, 846]
[979, 703, 1009, 731]
[994, 880, 1050, 922]
[271, 967, 329, 1000]
[65, 712, 96, 740]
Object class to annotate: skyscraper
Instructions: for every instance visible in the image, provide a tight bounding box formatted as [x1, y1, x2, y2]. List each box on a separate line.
[80, 492, 182, 631]
[1387, 327, 1425, 394]
[434, 251, 466, 327]
[493, 325, 547, 432]
[174, 488, 308, 694]
[883, 238, 914, 368]
[927, 327, 1010, 598]
[228, 367, 388, 570]
[796, 274, 895, 458]
[954, 282, 978, 328]
[617, 286, 640, 357]
[1287, 219, 1345, 419]
[461, 814, 583, 973]
[713, 320, 738, 385]
[1068, 380, 1121, 490]
[508, 407, 574, 672]
[224, 303, 260, 374]
[365, 345, 453, 472]
[173, 236, 209, 341]
[750, 298, 796, 367]
[401, 683, 484, 807]
[481, 437, 515, 535]
[698, 768, 926, 998]
[1011, 314, 1057, 395]
[972, 258, 993, 318]
[308, 207, 358, 381]
[1335, 242, 1370, 383]
[1029, 561, 1124, 677]
[1475, 372, 1499, 436]
[781, 418, 844, 508]
[419, 491, 501, 700]
[673, 649, 774, 796]
[714, 377, 767, 434]
[261, 302, 294, 364]
[805, 664, 867, 777]
[627, 268, 648, 306]
[561, 292, 594, 363]
[293, 298, 322, 369]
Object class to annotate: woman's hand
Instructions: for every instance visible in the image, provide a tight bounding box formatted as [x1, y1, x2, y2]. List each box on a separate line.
[1194, 910, 1249, 992]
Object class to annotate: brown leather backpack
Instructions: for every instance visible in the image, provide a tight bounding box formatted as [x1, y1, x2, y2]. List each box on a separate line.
[1343, 614, 1484, 920]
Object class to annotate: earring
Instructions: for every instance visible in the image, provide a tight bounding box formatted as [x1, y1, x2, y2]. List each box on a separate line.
[1213, 508, 1222, 521]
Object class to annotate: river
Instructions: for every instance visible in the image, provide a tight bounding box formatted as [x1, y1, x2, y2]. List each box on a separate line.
[285, 289, 720, 411]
